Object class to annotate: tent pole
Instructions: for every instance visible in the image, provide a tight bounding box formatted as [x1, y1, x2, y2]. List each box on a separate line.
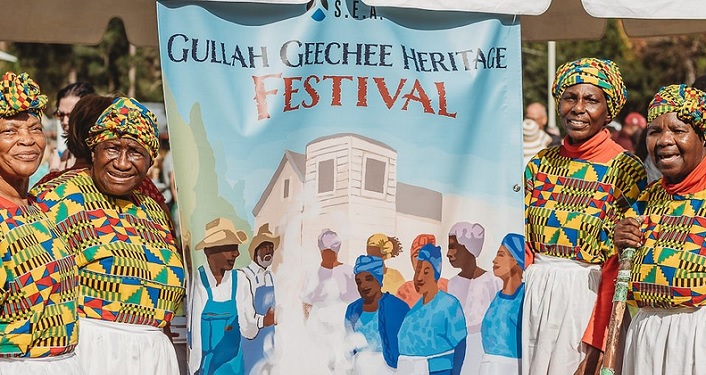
[547, 41, 557, 131]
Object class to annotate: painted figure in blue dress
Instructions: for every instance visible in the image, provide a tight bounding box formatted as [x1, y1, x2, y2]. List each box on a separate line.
[479, 233, 525, 375]
[397, 243, 468, 375]
[345, 255, 410, 374]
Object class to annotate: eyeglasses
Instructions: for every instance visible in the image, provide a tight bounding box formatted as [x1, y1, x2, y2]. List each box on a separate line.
[54, 110, 70, 120]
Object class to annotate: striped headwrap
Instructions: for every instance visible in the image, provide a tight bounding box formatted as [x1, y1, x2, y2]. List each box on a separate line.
[86, 97, 160, 159]
[0, 72, 48, 119]
[647, 84, 706, 133]
[552, 58, 627, 120]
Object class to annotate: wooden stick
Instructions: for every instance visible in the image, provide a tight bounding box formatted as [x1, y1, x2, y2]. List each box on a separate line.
[599, 247, 636, 375]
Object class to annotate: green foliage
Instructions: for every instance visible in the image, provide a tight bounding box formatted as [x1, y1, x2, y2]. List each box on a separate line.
[2, 18, 163, 113]
[522, 19, 706, 126]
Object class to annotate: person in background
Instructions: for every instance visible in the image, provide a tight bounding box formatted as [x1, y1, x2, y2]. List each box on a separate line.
[526, 102, 561, 146]
[522, 118, 553, 166]
[366, 233, 405, 294]
[49, 82, 94, 172]
[239, 224, 279, 375]
[345, 255, 409, 374]
[615, 84, 706, 375]
[479, 234, 525, 375]
[447, 221, 501, 375]
[523, 57, 647, 374]
[613, 111, 647, 153]
[397, 244, 467, 375]
[396, 234, 449, 308]
[31, 97, 186, 375]
[301, 228, 358, 317]
[0, 71, 82, 374]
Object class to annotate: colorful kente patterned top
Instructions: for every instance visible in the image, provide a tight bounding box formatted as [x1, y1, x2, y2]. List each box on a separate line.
[30, 169, 185, 328]
[525, 147, 646, 263]
[0, 197, 79, 358]
[629, 182, 706, 308]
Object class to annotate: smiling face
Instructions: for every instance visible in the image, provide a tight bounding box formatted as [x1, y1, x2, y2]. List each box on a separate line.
[0, 113, 46, 181]
[558, 83, 611, 144]
[355, 271, 382, 301]
[413, 259, 438, 295]
[90, 137, 151, 198]
[646, 112, 706, 184]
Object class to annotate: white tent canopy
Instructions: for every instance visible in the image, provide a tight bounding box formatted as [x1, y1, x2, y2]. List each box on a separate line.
[0, 0, 704, 46]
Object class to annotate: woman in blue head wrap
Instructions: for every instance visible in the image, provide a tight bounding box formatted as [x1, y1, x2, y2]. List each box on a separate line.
[345, 255, 409, 374]
[397, 244, 468, 375]
[479, 234, 525, 375]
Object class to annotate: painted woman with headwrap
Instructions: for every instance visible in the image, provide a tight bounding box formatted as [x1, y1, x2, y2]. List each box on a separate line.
[366, 233, 405, 294]
[614, 85, 706, 374]
[30, 97, 186, 375]
[479, 233, 525, 375]
[345, 255, 409, 374]
[0, 72, 82, 374]
[397, 244, 467, 375]
[523, 58, 647, 374]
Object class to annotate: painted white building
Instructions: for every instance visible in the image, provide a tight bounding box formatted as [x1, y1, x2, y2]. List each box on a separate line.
[252, 133, 443, 269]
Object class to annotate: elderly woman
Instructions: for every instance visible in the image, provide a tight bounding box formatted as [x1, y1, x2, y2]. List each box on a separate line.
[345, 255, 409, 374]
[31, 97, 186, 375]
[523, 57, 647, 374]
[614, 85, 706, 374]
[397, 244, 467, 375]
[0, 72, 81, 374]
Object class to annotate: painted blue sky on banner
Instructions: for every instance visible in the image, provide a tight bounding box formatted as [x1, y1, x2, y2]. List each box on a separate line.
[158, 1, 524, 221]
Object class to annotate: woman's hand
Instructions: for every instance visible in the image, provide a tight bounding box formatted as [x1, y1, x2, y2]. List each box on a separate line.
[614, 218, 643, 252]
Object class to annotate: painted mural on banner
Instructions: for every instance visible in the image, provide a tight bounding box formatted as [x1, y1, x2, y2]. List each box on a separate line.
[157, 1, 524, 374]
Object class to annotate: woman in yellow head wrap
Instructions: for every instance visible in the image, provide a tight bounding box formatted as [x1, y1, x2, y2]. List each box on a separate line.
[366, 233, 404, 294]
[615, 85, 706, 375]
[0, 72, 82, 374]
[523, 58, 647, 374]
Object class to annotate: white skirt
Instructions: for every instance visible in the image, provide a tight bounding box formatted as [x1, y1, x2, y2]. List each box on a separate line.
[0, 353, 84, 375]
[479, 353, 521, 375]
[353, 351, 396, 375]
[522, 254, 601, 375]
[623, 307, 706, 375]
[75, 318, 179, 375]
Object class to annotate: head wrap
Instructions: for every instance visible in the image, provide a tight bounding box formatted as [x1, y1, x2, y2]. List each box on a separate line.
[354, 255, 384, 286]
[317, 228, 341, 253]
[410, 234, 436, 258]
[501, 233, 525, 270]
[86, 97, 160, 159]
[0, 72, 47, 119]
[367, 233, 394, 260]
[647, 84, 706, 133]
[417, 243, 442, 281]
[624, 112, 647, 129]
[449, 222, 485, 257]
[552, 58, 627, 120]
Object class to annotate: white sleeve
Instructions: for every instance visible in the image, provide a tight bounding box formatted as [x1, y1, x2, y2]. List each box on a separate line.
[236, 270, 264, 340]
[187, 277, 205, 375]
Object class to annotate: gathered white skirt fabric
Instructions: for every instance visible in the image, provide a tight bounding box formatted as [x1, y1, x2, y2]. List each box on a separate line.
[522, 254, 601, 375]
[623, 306, 706, 375]
[0, 352, 84, 375]
[75, 317, 179, 375]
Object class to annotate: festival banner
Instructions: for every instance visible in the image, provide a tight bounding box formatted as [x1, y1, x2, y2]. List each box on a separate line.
[157, 1, 524, 373]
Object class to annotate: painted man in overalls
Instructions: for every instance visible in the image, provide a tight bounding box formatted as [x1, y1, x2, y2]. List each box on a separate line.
[187, 217, 266, 375]
[240, 224, 279, 374]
